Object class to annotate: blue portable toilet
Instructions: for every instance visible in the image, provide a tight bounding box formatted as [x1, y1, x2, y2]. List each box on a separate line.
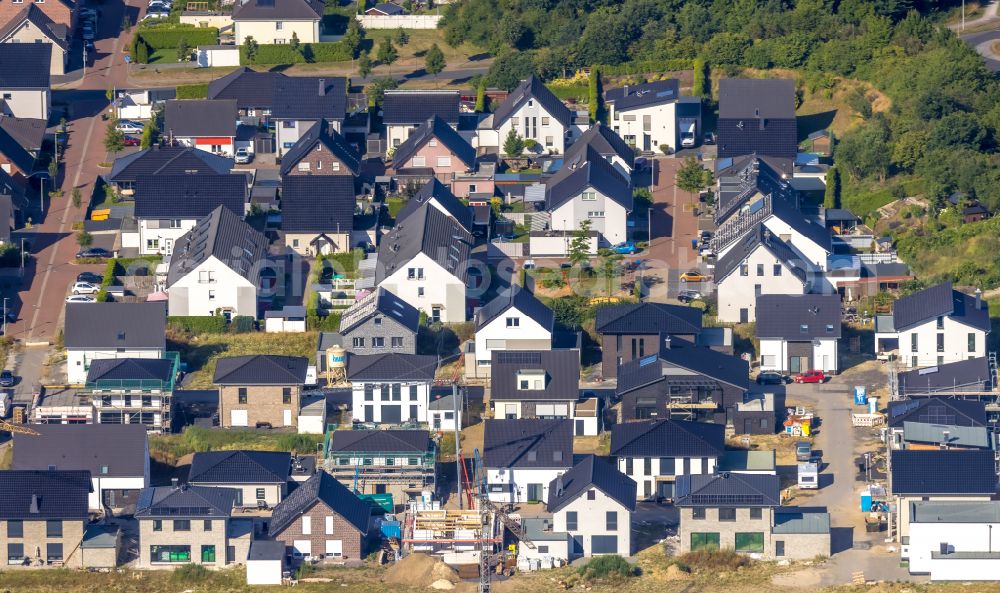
[853, 386, 867, 406]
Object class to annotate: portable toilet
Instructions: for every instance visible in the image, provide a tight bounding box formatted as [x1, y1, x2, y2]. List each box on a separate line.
[868, 396, 879, 415]
[860, 487, 873, 512]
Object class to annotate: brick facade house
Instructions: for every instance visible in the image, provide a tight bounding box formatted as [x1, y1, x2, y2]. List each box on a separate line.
[214, 355, 308, 429]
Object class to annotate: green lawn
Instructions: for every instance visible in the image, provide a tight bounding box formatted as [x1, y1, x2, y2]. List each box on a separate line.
[168, 331, 319, 388]
[149, 49, 179, 64]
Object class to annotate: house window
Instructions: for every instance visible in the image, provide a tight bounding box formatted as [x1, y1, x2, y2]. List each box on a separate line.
[298, 162, 311, 172]
[643, 457, 652, 475]
[153, 520, 162, 532]
[256, 488, 266, 500]
[317, 161, 322, 170]
[773, 264, 782, 276]
[740, 263, 748, 276]
[7, 543, 24, 564]
[519, 379, 529, 389]
[409, 385, 418, 400]
[418, 287, 425, 297]
[606, 511, 617, 531]
[412, 156, 426, 167]
[625, 458, 633, 475]
[582, 191, 597, 201]
[692, 508, 706, 520]
[146, 239, 159, 250]
[587, 490, 596, 500]
[566, 511, 578, 530]
[238, 388, 248, 404]
[174, 520, 191, 532]
[756, 264, 764, 276]
[660, 457, 675, 475]
[750, 508, 762, 520]
[302, 516, 312, 535]
[374, 317, 382, 326]
[283, 121, 294, 129]
[718, 508, 736, 522]
[204, 520, 213, 531]
[276, 21, 283, 29]
[800, 324, 809, 334]
[381, 386, 390, 401]
[408, 457, 419, 465]
[538, 545, 549, 554]
[735, 532, 765, 553]
[201, 545, 216, 563]
[385, 457, 395, 466]
[282, 387, 292, 404]
[392, 337, 404, 348]
[353, 337, 365, 348]
[761, 355, 776, 366]
[150, 545, 191, 563]
[46, 543, 63, 561]
[588, 211, 605, 218]
[331, 162, 340, 172]
[545, 136, 553, 147]
[969, 333, 977, 352]
[436, 156, 452, 168]
[8, 520, 22, 538]
[541, 117, 550, 126]
[391, 384, 401, 400]
[169, 219, 182, 228]
[364, 384, 373, 400]
[690, 533, 720, 551]
[937, 333, 944, 352]
[372, 337, 385, 348]
[911, 334, 918, 353]
[826, 324, 835, 333]
[208, 290, 216, 301]
[46, 520, 62, 537]
[937, 316, 944, 329]
[506, 317, 519, 327]
[755, 284, 762, 296]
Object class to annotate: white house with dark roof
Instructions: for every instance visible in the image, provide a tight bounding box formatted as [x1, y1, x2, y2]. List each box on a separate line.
[395, 179, 473, 233]
[716, 78, 797, 162]
[604, 79, 702, 153]
[272, 77, 347, 156]
[281, 175, 355, 256]
[875, 282, 990, 368]
[0, 44, 51, 120]
[477, 76, 578, 155]
[85, 357, 179, 432]
[163, 99, 239, 156]
[347, 353, 437, 424]
[382, 90, 461, 151]
[756, 294, 841, 374]
[428, 390, 462, 431]
[188, 450, 291, 508]
[231, 0, 324, 45]
[564, 123, 635, 180]
[469, 286, 553, 378]
[482, 418, 574, 503]
[489, 350, 594, 435]
[544, 145, 632, 247]
[166, 205, 270, 318]
[905, 500, 1000, 580]
[64, 302, 166, 384]
[107, 146, 234, 195]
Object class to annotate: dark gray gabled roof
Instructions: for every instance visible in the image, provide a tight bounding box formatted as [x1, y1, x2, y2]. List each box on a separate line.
[395, 179, 473, 232]
[616, 344, 750, 395]
[375, 203, 473, 284]
[164, 99, 237, 138]
[0, 44, 51, 88]
[12, 425, 147, 478]
[887, 398, 987, 429]
[482, 419, 573, 469]
[269, 470, 370, 535]
[339, 287, 420, 335]
[714, 224, 809, 285]
[475, 285, 553, 331]
[167, 205, 269, 286]
[604, 79, 679, 111]
[545, 145, 632, 212]
[610, 419, 725, 458]
[108, 146, 234, 184]
[367, 2, 404, 14]
[382, 90, 460, 126]
[279, 122, 360, 176]
[280, 175, 355, 233]
[232, 0, 324, 20]
[271, 77, 346, 121]
[675, 473, 781, 508]
[86, 358, 174, 383]
[64, 302, 166, 350]
[0, 123, 35, 174]
[0, 5, 68, 50]
[213, 355, 309, 385]
[897, 357, 993, 396]
[0, 470, 91, 520]
[392, 116, 476, 171]
[563, 123, 634, 170]
[0, 114, 47, 152]
[207, 67, 282, 108]
[491, 76, 572, 129]
[134, 173, 246, 219]
[715, 155, 796, 225]
[718, 79, 795, 120]
[188, 450, 291, 484]
[891, 449, 997, 495]
[546, 455, 636, 513]
[135, 484, 237, 518]
[755, 294, 842, 340]
[346, 353, 437, 381]
[490, 350, 579, 401]
[329, 429, 432, 454]
[595, 302, 702, 335]
[892, 282, 990, 333]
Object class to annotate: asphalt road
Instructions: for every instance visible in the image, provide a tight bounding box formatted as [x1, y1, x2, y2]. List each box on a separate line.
[962, 28, 1000, 72]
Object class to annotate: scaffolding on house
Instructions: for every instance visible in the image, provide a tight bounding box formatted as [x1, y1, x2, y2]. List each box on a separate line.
[79, 352, 182, 433]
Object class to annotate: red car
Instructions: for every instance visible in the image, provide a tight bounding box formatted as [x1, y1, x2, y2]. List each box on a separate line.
[793, 370, 827, 384]
[123, 136, 141, 146]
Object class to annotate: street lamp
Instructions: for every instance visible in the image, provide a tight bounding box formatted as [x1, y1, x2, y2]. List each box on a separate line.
[3, 297, 8, 336]
[20, 238, 25, 270]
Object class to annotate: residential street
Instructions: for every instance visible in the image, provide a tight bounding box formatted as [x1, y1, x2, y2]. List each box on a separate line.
[644, 156, 706, 302]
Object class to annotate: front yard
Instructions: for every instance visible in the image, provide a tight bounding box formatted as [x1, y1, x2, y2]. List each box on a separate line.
[167, 329, 319, 388]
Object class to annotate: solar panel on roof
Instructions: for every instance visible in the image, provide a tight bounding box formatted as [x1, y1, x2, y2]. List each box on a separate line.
[497, 351, 542, 365]
[690, 494, 764, 505]
[639, 355, 658, 367]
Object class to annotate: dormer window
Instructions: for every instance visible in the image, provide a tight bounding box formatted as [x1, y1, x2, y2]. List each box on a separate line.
[528, 99, 534, 107]
[517, 369, 545, 390]
[582, 191, 597, 201]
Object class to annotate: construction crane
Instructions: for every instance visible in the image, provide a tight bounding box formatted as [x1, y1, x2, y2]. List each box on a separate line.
[472, 449, 534, 593]
[0, 419, 38, 436]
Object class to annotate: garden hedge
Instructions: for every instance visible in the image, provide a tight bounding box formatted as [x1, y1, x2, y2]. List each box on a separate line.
[167, 316, 228, 334]
[176, 83, 209, 99]
[241, 41, 353, 65]
[137, 26, 219, 50]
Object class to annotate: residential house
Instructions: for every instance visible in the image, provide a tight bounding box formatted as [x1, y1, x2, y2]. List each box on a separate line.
[544, 145, 632, 246]
[0, 112, 46, 155]
[604, 79, 702, 153]
[395, 178, 473, 232]
[113, 87, 176, 121]
[0, 6, 67, 76]
[347, 353, 437, 424]
[134, 173, 247, 256]
[477, 76, 576, 155]
[12, 424, 149, 512]
[905, 500, 1000, 580]
[889, 449, 997, 541]
[716, 79, 797, 162]
[563, 123, 635, 180]
[896, 357, 994, 398]
[166, 205, 270, 318]
[325, 429, 436, 503]
[886, 398, 987, 451]
[470, 286, 554, 379]
[615, 341, 751, 425]
[337, 287, 419, 355]
[0, 118, 37, 179]
[272, 77, 346, 156]
[535, 455, 636, 559]
[107, 146, 234, 196]
[489, 350, 596, 435]
[948, 192, 990, 224]
[163, 99, 239, 156]
[375, 203, 474, 323]
[281, 175, 355, 256]
[756, 294, 841, 374]
[595, 302, 703, 379]
[135, 484, 251, 568]
[874, 282, 990, 368]
[610, 419, 724, 500]
[188, 450, 292, 508]
[0, 44, 51, 120]
[676, 473, 830, 559]
[428, 390, 462, 431]
[391, 116, 477, 190]
[214, 355, 308, 429]
[268, 470, 372, 564]
[207, 67, 282, 121]
[383, 90, 460, 150]
[231, 0, 324, 45]
[482, 418, 574, 504]
[63, 302, 166, 385]
[0, 470, 92, 567]
[84, 356, 180, 432]
[279, 120, 360, 178]
[0, 0, 76, 39]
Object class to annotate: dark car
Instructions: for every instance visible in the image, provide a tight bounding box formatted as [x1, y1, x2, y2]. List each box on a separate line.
[77, 272, 102, 283]
[77, 247, 111, 259]
[0, 370, 14, 387]
[756, 371, 790, 385]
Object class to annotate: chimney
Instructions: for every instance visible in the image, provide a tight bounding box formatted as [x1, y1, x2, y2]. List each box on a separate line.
[976, 287, 983, 310]
[318, 79, 326, 96]
[171, 477, 180, 490]
[624, 84, 629, 97]
[754, 108, 759, 118]
[663, 335, 671, 350]
[555, 474, 564, 497]
[29, 494, 40, 514]
[942, 430, 951, 448]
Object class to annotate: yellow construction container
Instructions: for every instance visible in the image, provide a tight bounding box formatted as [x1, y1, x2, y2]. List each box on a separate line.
[91, 209, 110, 221]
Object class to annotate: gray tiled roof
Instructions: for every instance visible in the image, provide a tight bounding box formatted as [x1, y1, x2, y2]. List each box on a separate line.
[564, 123, 635, 169]
[0, 114, 46, 152]
[675, 473, 781, 507]
[163, 99, 237, 138]
[891, 449, 997, 495]
[86, 358, 174, 383]
[108, 146, 234, 184]
[482, 419, 573, 469]
[595, 302, 702, 335]
[616, 344, 749, 395]
[0, 470, 91, 520]
[382, 90, 460, 126]
[207, 67, 282, 107]
[346, 352, 437, 381]
[232, 0, 323, 20]
[395, 179, 472, 231]
[12, 424, 148, 478]
[329, 429, 431, 453]
[134, 173, 246, 219]
[280, 175, 355, 233]
[0, 44, 51, 88]
[546, 455, 636, 513]
[213, 355, 308, 385]
[269, 470, 370, 535]
[604, 79, 679, 111]
[167, 205, 268, 286]
[271, 77, 346, 121]
[0, 123, 35, 174]
[755, 294, 842, 340]
[718, 79, 795, 119]
[491, 76, 572, 129]
[892, 282, 990, 332]
[64, 302, 166, 350]
[188, 450, 291, 484]
[545, 144, 632, 212]
[610, 419, 725, 458]
[279, 122, 360, 176]
[490, 350, 579, 401]
[392, 116, 476, 171]
[475, 285, 553, 331]
[135, 484, 238, 518]
[339, 287, 420, 334]
[887, 398, 987, 428]
[902, 422, 990, 449]
[897, 357, 993, 395]
[375, 202, 474, 284]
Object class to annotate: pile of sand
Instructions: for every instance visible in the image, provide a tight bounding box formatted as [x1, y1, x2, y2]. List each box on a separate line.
[384, 553, 460, 588]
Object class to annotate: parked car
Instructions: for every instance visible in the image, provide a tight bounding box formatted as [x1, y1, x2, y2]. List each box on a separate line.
[77, 247, 111, 259]
[77, 272, 102, 283]
[523, 259, 536, 270]
[65, 295, 97, 303]
[703, 132, 716, 145]
[115, 120, 144, 134]
[679, 271, 707, 283]
[612, 241, 639, 255]
[72, 282, 100, 295]
[234, 148, 252, 164]
[677, 289, 703, 304]
[793, 370, 827, 384]
[795, 441, 812, 462]
[80, 7, 99, 20]
[81, 25, 95, 40]
[142, 9, 169, 19]
[123, 136, 140, 147]
[756, 371, 790, 385]
[0, 370, 14, 387]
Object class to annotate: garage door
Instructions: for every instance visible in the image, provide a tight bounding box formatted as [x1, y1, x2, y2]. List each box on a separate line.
[591, 536, 618, 554]
[382, 405, 401, 423]
[230, 410, 248, 426]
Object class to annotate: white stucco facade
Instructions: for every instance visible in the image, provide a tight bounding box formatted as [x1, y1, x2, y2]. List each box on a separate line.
[67, 347, 165, 385]
[0, 88, 49, 120]
[550, 196, 629, 246]
[167, 255, 258, 317]
[609, 102, 678, 154]
[233, 18, 320, 45]
[761, 216, 830, 271]
[617, 455, 717, 500]
[759, 337, 838, 373]
[138, 218, 198, 256]
[478, 101, 572, 155]
[350, 380, 431, 424]
[551, 488, 632, 557]
[717, 247, 809, 323]
[486, 467, 570, 504]
[894, 316, 987, 369]
[906, 514, 1000, 580]
[474, 305, 552, 367]
[378, 252, 467, 323]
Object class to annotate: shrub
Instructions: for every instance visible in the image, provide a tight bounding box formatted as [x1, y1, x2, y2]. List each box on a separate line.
[240, 41, 353, 64]
[577, 555, 634, 580]
[167, 316, 228, 334]
[676, 548, 752, 572]
[172, 563, 210, 582]
[138, 26, 218, 49]
[231, 316, 255, 333]
[276, 433, 322, 452]
[176, 82, 209, 99]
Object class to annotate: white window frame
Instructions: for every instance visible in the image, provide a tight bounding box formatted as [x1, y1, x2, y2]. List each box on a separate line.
[412, 156, 426, 167]
[436, 156, 452, 168]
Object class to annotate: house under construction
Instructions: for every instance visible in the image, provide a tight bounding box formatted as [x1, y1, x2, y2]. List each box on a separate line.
[324, 428, 436, 505]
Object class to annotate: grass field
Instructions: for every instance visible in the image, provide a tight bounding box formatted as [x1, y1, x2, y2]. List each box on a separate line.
[149, 427, 322, 464]
[168, 331, 319, 388]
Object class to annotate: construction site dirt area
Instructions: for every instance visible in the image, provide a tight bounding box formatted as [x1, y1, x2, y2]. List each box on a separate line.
[384, 553, 464, 587]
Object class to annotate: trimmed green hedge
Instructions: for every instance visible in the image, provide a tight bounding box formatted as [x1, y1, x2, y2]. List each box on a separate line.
[138, 26, 219, 50]
[241, 42, 353, 65]
[176, 83, 209, 99]
[168, 316, 228, 334]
